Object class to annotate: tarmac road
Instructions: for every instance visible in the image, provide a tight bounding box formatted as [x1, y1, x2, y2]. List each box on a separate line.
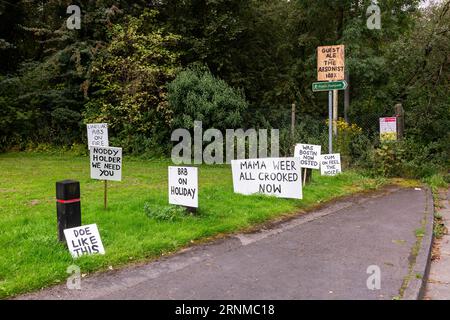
[17, 186, 432, 300]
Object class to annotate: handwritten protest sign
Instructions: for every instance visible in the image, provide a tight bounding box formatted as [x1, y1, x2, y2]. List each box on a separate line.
[64, 224, 105, 258]
[231, 158, 302, 199]
[294, 144, 322, 169]
[320, 153, 342, 176]
[87, 123, 108, 147]
[168, 166, 198, 208]
[90, 146, 122, 182]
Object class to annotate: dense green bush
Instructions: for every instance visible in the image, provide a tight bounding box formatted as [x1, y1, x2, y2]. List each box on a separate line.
[167, 66, 248, 131]
[368, 138, 447, 179]
[83, 10, 181, 157]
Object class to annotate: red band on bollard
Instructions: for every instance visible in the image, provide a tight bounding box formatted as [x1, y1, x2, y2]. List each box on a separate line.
[56, 198, 80, 204]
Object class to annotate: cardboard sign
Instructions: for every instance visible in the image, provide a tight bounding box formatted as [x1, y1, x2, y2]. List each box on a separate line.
[64, 224, 105, 258]
[320, 154, 342, 176]
[317, 45, 345, 81]
[380, 117, 397, 141]
[90, 146, 122, 181]
[231, 158, 302, 199]
[294, 144, 322, 169]
[169, 166, 198, 208]
[87, 123, 109, 147]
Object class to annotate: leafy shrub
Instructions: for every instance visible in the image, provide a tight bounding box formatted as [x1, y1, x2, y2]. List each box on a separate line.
[84, 9, 181, 156]
[369, 138, 446, 178]
[144, 203, 188, 222]
[167, 66, 248, 131]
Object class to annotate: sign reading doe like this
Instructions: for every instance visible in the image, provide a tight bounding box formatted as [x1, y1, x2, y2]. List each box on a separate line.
[317, 45, 345, 81]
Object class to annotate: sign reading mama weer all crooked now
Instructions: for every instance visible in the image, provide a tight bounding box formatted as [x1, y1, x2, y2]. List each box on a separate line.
[231, 158, 302, 199]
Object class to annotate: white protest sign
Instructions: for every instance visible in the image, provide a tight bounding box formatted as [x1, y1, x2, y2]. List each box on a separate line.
[63, 224, 105, 258]
[87, 123, 109, 147]
[294, 144, 322, 169]
[320, 153, 342, 176]
[169, 166, 198, 208]
[379, 117, 397, 141]
[90, 146, 122, 181]
[231, 158, 302, 199]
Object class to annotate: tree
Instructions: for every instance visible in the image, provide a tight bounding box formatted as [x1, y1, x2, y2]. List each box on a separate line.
[84, 9, 181, 155]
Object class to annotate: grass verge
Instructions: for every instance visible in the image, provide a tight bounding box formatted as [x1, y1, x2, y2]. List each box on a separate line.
[0, 152, 397, 298]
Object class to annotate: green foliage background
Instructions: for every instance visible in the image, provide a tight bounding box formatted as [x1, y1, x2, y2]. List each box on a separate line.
[0, 0, 448, 176]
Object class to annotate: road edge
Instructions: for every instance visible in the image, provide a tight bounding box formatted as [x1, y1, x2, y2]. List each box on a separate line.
[402, 187, 434, 300]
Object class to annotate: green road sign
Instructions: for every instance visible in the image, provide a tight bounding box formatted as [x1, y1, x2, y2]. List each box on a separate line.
[312, 80, 348, 92]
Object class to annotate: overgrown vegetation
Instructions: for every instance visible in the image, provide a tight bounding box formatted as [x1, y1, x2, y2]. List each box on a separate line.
[0, 152, 391, 298]
[0, 1, 448, 175]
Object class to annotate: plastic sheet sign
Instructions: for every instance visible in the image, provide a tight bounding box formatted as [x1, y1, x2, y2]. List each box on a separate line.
[380, 117, 397, 141]
[294, 144, 322, 169]
[64, 224, 105, 258]
[168, 166, 198, 208]
[87, 123, 108, 147]
[231, 158, 302, 199]
[320, 153, 342, 176]
[90, 146, 122, 181]
[317, 45, 345, 81]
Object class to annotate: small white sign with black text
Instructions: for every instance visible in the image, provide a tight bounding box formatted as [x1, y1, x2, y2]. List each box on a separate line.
[169, 166, 198, 208]
[294, 144, 322, 169]
[64, 224, 105, 258]
[87, 123, 109, 147]
[90, 146, 122, 181]
[320, 153, 342, 176]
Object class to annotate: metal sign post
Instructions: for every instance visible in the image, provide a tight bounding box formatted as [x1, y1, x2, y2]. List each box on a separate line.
[328, 90, 333, 154]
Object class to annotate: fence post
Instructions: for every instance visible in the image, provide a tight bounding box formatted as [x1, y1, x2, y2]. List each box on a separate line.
[291, 102, 296, 142]
[395, 103, 405, 140]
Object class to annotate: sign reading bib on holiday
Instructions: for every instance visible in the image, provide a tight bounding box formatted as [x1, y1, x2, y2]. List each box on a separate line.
[90, 146, 122, 181]
[87, 123, 108, 147]
[169, 166, 198, 208]
[231, 158, 302, 199]
[380, 117, 397, 141]
[317, 45, 345, 81]
[320, 153, 342, 176]
[294, 144, 322, 169]
[64, 224, 105, 258]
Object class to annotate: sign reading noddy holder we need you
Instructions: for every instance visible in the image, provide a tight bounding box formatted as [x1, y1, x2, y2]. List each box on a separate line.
[231, 158, 302, 199]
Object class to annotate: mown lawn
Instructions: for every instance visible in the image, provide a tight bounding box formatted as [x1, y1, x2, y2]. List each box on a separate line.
[0, 152, 387, 298]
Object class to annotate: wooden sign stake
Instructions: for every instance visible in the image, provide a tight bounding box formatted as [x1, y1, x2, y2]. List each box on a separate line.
[104, 180, 108, 209]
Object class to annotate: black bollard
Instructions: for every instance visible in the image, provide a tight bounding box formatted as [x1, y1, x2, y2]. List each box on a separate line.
[56, 180, 82, 242]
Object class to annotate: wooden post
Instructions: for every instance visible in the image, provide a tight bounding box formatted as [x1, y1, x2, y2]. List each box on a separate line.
[333, 90, 338, 136]
[56, 180, 81, 242]
[291, 103, 296, 142]
[344, 71, 350, 123]
[104, 180, 107, 209]
[395, 103, 404, 140]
